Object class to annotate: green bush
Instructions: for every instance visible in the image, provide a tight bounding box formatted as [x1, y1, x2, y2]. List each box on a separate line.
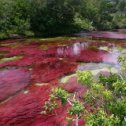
[77, 71, 93, 86]
[53, 87, 69, 105]
[0, 0, 32, 38]
[99, 73, 119, 89]
[109, 99, 126, 126]
[69, 100, 84, 118]
[85, 109, 119, 126]
[76, 56, 126, 125]
[0, 0, 126, 38]
[74, 13, 94, 30]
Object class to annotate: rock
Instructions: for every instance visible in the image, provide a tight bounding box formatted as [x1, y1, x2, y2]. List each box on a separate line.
[60, 74, 76, 83]
[63, 77, 87, 98]
[0, 68, 31, 102]
[110, 67, 119, 73]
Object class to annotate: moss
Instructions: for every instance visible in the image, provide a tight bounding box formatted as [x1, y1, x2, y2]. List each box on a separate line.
[0, 52, 8, 59]
[1, 43, 22, 48]
[0, 56, 23, 63]
[39, 45, 49, 50]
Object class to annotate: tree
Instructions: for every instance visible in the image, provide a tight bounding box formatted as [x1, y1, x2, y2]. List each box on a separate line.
[0, 0, 32, 38]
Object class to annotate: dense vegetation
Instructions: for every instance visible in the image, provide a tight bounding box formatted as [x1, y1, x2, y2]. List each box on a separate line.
[43, 55, 126, 126]
[0, 0, 126, 39]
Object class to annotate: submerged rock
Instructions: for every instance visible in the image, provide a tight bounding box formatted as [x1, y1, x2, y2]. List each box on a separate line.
[78, 63, 120, 76]
[0, 68, 31, 102]
[60, 74, 76, 83]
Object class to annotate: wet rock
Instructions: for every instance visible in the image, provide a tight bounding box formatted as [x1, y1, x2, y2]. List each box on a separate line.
[98, 71, 111, 77]
[63, 77, 87, 98]
[78, 63, 120, 75]
[78, 63, 114, 71]
[0, 68, 31, 102]
[91, 68, 110, 76]
[60, 74, 76, 83]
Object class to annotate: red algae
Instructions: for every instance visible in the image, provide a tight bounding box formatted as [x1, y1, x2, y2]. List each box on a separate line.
[0, 85, 50, 126]
[0, 38, 126, 126]
[0, 82, 70, 126]
[32, 60, 77, 83]
[31, 104, 69, 126]
[57, 44, 116, 63]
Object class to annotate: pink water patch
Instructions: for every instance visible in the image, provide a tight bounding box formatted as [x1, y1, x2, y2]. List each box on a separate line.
[0, 68, 31, 102]
[90, 31, 126, 39]
[57, 44, 116, 63]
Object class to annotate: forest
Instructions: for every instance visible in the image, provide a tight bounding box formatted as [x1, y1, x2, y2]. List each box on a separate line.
[0, 0, 126, 39]
[0, 1, 126, 126]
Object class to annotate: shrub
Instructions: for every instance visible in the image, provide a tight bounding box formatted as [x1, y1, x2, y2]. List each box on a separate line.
[99, 73, 119, 89]
[77, 71, 93, 86]
[109, 99, 126, 126]
[53, 87, 69, 105]
[85, 109, 119, 126]
[68, 99, 84, 118]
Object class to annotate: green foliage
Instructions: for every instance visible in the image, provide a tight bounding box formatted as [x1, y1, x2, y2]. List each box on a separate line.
[118, 56, 126, 70]
[53, 87, 69, 105]
[74, 13, 94, 30]
[77, 71, 93, 86]
[102, 90, 113, 101]
[0, 0, 32, 38]
[113, 80, 126, 97]
[42, 94, 57, 114]
[109, 99, 126, 126]
[42, 56, 126, 125]
[68, 100, 84, 118]
[80, 0, 115, 30]
[84, 83, 113, 107]
[85, 109, 119, 126]
[77, 56, 126, 126]
[112, 0, 126, 28]
[43, 87, 84, 126]
[0, 0, 126, 38]
[30, 0, 79, 36]
[99, 73, 119, 89]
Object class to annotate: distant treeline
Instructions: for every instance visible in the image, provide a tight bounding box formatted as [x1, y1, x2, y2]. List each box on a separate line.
[0, 0, 126, 39]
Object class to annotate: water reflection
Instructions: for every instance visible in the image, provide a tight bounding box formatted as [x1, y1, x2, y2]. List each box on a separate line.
[56, 41, 123, 64]
[57, 42, 89, 56]
[90, 31, 126, 39]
